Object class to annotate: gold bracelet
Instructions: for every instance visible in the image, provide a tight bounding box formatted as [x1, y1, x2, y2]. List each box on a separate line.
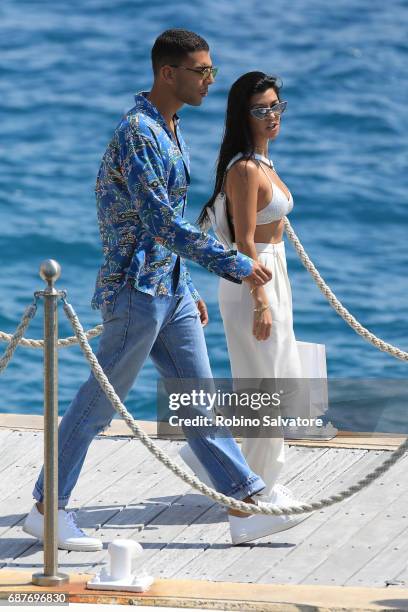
[249, 286, 257, 295]
[253, 304, 270, 314]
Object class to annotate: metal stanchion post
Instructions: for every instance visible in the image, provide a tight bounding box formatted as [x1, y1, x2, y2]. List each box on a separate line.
[32, 260, 69, 586]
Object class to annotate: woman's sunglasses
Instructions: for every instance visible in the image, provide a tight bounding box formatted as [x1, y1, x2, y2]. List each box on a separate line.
[250, 100, 287, 120]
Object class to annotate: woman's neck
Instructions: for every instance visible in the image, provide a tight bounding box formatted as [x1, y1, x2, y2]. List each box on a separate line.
[253, 143, 268, 157]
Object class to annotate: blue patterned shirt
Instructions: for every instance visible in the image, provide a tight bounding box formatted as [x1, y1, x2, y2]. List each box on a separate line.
[91, 91, 253, 309]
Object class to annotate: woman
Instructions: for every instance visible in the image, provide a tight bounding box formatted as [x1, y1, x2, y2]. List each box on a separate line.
[198, 72, 304, 501]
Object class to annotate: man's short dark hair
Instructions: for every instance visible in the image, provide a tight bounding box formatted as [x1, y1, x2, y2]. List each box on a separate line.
[151, 29, 209, 76]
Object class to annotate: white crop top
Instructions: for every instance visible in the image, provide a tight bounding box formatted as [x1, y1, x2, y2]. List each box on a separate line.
[225, 153, 293, 225]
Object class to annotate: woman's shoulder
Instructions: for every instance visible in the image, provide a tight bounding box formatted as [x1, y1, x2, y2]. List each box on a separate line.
[228, 157, 260, 182]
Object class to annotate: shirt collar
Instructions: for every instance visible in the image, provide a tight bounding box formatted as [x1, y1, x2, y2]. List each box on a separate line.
[133, 91, 189, 180]
[134, 91, 180, 133]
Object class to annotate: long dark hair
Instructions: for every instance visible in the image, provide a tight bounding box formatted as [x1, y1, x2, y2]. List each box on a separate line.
[197, 71, 282, 229]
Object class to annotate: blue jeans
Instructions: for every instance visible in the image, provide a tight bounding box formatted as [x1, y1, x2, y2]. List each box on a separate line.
[33, 281, 265, 508]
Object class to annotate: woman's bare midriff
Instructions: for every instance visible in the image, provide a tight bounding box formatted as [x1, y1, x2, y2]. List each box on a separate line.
[253, 218, 285, 244]
[228, 214, 285, 245]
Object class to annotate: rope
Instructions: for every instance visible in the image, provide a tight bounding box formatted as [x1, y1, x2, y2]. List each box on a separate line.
[0, 301, 38, 373]
[284, 218, 408, 361]
[0, 324, 103, 349]
[62, 297, 408, 516]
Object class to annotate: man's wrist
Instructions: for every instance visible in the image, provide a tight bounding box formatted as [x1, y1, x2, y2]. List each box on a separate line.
[233, 251, 254, 280]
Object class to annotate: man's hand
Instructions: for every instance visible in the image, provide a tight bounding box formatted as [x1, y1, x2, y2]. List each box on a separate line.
[196, 299, 209, 326]
[243, 261, 272, 286]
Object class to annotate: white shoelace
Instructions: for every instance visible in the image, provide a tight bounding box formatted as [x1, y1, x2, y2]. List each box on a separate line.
[64, 511, 86, 536]
[257, 483, 303, 507]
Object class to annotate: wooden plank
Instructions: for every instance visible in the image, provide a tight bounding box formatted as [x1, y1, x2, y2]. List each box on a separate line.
[67, 438, 154, 506]
[256, 451, 408, 585]
[391, 533, 408, 585]
[0, 434, 46, 540]
[0, 457, 44, 538]
[0, 511, 43, 571]
[0, 429, 14, 449]
[297, 455, 408, 586]
[144, 502, 222, 579]
[342, 520, 408, 588]
[0, 435, 130, 545]
[0, 433, 130, 510]
[279, 446, 330, 487]
[0, 432, 40, 473]
[0, 444, 43, 498]
[0, 435, 130, 519]
[286, 433, 407, 451]
[0, 432, 49, 567]
[128, 489, 214, 575]
[75, 435, 131, 476]
[284, 447, 365, 494]
[0, 414, 159, 439]
[82, 439, 182, 507]
[312, 489, 408, 587]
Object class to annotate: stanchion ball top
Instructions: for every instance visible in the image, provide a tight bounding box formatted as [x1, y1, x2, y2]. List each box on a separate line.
[40, 259, 61, 284]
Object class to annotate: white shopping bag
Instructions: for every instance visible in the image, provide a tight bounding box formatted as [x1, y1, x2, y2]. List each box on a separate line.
[284, 341, 337, 440]
[297, 340, 327, 379]
[297, 341, 328, 417]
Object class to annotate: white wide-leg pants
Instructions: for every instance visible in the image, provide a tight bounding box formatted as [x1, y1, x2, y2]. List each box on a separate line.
[218, 241, 302, 496]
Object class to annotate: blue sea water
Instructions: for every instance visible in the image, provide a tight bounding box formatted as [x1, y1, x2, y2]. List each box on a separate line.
[0, 0, 407, 429]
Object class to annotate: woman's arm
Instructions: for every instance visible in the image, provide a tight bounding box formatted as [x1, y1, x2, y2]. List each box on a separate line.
[227, 160, 272, 340]
[227, 159, 259, 261]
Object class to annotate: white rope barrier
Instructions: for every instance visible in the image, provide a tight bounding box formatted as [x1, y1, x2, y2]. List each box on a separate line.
[284, 218, 408, 361]
[61, 297, 408, 516]
[0, 324, 103, 349]
[0, 302, 38, 373]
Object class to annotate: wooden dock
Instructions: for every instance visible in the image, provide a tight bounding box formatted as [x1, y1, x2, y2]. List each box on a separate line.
[0, 416, 408, 610]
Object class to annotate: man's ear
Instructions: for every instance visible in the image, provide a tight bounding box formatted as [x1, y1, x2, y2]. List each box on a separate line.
[160, 65, 175, 84]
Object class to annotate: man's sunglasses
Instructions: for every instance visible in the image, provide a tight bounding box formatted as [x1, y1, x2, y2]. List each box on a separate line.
[169, 65, 218, 80]
[250, 101, 287, 120]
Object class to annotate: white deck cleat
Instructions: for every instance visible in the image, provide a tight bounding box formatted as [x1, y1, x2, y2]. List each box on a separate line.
[23, 504, 103, 552]
[87, 539, 154, 593]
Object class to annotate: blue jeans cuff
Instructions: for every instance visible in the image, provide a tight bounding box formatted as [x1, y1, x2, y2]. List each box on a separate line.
[226, 475, 266, 500]
[32, 484, 68, 509]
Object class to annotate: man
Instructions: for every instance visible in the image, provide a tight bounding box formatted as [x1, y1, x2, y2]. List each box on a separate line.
[24, 29, 308, 549]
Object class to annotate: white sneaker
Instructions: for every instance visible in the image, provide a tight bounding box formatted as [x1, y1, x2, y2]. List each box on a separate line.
[179, 443, 213, 487]
[23, 504, 103, 552]
[179, 444, 312, 544]
[229, 499, 312, 545]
